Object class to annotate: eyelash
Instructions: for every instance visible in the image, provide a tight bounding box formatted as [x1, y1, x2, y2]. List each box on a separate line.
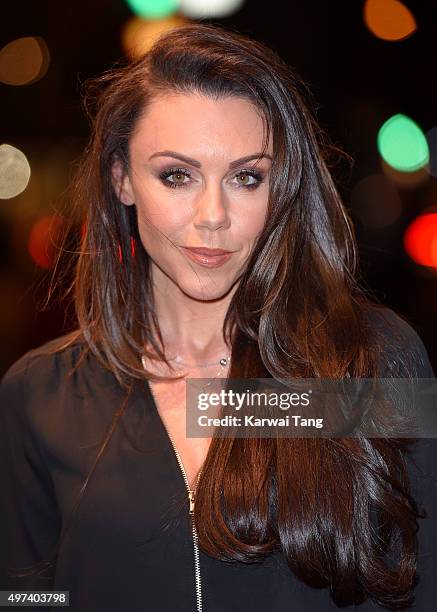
[158, 166, 264, 190]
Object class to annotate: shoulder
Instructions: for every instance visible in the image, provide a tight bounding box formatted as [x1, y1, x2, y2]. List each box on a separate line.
[365, 305, 426, 343]
[0, 331, 96, 435]
[0, 330, 85, 392]
[364, 305, 435, 378]
[0, 331, 120, 449]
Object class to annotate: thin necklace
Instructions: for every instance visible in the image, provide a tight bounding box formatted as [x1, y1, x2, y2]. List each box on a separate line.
[141, 354, 231, 392]
[168, 354, 231, 368]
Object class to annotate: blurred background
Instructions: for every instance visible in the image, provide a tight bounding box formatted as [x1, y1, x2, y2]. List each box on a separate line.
[1, 0, 436, 375]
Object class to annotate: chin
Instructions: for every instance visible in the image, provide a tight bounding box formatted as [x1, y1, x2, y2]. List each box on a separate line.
[177, 277, 236, 302]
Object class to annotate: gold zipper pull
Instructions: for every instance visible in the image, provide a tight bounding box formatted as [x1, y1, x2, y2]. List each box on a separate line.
[188, 489, 195, 514]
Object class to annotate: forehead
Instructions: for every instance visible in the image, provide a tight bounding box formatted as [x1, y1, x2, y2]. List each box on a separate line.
[130, 92, 271, 161]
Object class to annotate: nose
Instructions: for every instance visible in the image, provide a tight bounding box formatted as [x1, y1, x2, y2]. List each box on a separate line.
[193, 181, 231, 232]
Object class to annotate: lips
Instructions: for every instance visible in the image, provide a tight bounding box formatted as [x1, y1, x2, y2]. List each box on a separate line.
[182, 247, 233, 256]
[180, 246, 234, 268]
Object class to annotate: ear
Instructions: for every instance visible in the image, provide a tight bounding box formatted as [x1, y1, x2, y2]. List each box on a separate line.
[111, 159, 135, 206]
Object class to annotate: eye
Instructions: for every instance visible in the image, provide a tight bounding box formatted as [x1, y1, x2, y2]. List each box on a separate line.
[159, 167, 191, 189]
[158, 166, 265, 190]
[233, 169, 264, 190]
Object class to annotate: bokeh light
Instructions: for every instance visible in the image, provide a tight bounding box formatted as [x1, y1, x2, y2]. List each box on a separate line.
[28, 214, 64, 269]
[121, 15, 188, 58]
[0, 144, 31, 199]
[404, 212, 437, 269]
[363, 0, 417, 41]
[0, 36, 50, 86]
[377, 114, 429, 173]
[125, 0, 179, 19]
[179, 0, 245, 18]
[350, 174, 402, 228]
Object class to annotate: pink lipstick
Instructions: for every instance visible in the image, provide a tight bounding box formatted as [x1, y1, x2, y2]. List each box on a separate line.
[181, 247, 234, 268]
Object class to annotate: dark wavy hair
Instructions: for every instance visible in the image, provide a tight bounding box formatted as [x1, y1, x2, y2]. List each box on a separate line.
[12, 22, 427, 609]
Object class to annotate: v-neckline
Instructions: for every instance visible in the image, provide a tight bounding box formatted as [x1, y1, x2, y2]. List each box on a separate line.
[145, 379, 201, 493]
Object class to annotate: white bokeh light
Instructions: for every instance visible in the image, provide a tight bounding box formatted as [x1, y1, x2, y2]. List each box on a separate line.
[0, 144, 31, 199]
[179, 0, 245, 19]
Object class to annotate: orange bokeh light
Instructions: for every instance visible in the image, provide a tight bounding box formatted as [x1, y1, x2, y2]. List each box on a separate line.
[0, 36, 50, 85]
[121, 15, 188, 59]
[364, 0, 417, 41]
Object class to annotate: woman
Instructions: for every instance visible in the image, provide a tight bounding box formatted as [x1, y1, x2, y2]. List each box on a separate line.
[1, 23, 436, 612]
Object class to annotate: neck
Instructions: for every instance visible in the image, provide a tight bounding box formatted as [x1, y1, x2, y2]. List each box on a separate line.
[149, 265, 237, 364]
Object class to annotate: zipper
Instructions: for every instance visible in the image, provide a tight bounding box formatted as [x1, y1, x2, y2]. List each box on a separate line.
[148, 383, 204, 612]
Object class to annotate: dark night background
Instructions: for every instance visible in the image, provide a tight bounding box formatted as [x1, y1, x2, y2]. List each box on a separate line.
[1, 0, 436, 375]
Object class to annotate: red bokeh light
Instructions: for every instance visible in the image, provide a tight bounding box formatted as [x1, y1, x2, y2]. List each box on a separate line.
[404, 213, 437, 268]
[28, 214, 64, 269]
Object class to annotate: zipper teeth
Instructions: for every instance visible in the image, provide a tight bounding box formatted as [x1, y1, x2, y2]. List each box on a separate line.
[148, 384, 203, 612]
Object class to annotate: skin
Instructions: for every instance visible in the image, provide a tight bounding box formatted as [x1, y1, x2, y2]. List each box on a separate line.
[112, 92, 273, 372]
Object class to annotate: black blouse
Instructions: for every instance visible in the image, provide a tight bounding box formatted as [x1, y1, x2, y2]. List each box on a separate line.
[1, 307, 436, 611]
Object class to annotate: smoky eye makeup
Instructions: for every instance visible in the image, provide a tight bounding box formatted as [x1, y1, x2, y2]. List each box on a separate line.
[157, 165, 267, 190]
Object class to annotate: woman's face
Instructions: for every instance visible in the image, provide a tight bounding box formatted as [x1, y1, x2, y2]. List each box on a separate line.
[112, 92, 273, 301]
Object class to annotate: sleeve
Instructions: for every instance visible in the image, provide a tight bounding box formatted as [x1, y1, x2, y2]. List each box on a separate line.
[403, 324, 437, 610]
[376, 309, 437, 609]
[0, 351, 62, 594]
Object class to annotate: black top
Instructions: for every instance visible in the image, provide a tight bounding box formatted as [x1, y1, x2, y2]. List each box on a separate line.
[1, 307, 436, 611]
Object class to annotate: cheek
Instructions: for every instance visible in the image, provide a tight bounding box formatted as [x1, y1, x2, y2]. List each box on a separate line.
[234, 202, 268, 241]
[134, 191, 192, 244]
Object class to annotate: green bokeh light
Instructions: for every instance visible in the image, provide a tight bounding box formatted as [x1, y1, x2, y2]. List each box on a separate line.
[377, 113, 429, 172]
[125, 0, 179, 19]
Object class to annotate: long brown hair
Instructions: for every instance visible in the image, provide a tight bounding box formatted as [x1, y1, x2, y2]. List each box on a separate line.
[13, 23, 427, 608]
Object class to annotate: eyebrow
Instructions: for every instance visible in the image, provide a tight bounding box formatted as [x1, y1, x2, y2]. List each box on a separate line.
[148, 150, 272, 170]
